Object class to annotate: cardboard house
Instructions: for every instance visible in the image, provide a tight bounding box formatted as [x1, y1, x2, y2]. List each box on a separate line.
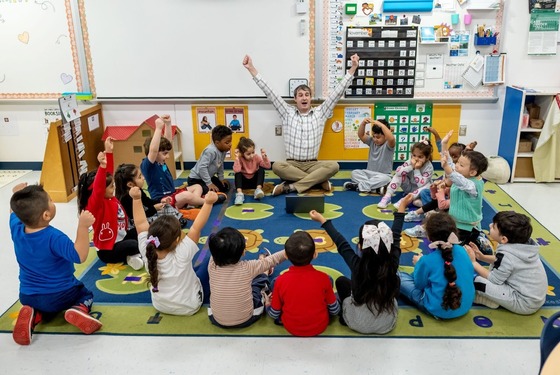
[102, 115, 183, 179]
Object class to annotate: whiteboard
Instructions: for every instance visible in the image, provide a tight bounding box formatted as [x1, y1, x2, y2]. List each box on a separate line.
[81, 0, 311, 98]
[0, 0, 81, 99]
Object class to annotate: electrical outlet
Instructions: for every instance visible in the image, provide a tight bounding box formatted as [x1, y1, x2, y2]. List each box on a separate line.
[275, 125, 282, 136]
[459, 125, 467, 136]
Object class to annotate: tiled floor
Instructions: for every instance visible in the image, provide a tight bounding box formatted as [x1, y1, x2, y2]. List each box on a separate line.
[0, 172, 558, 374]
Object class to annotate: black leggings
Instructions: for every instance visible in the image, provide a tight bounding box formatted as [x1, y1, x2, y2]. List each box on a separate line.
[335, 276, 352, 326]
[187, 176, 229, 195]
[234, 169, 265, 190]
[96, 230, 139, 264]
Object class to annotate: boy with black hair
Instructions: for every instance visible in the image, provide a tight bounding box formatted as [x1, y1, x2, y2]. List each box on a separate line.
[465, 211, 547, 314]
[441, 130, 489, 250]
[188, 125, 233, 203]
[141, 114, 204, 208]
[343, 117, 396, 194]
[267, 231, 341, 336]
[207, 227, 286, 328]
[9, 183, 102, 345]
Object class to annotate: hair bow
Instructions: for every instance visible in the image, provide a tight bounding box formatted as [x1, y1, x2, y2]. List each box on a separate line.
[362, 222, 393, 254]
[421, 139, 429, 145]
[428, 232, 460, 250]
[147, 235, 160, 248]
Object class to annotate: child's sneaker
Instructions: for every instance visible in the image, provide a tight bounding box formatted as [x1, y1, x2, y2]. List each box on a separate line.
[413, 199, 423, 207]
[393, 198, 404, 211]
[378, 195, 391, 209]
[404, 211, 425, 222]
[13, 305, 41, 345]
[404, 224, 426, 238]
[254, 188, 265, 200]
[234, 192, 244, 205]
[474, 293, 499, 309]
[343, 181, 358, 191]
[126, 254, 144, 271]
[477, 234, 494, 255]
[64, 305, 102, 334]
[216, 192, 227, 204]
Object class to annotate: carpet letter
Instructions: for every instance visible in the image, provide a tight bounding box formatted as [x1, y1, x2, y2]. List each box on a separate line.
[473, 315, 493, 328]
[147, 312, 162, 324]
[409, 315, 424, 327]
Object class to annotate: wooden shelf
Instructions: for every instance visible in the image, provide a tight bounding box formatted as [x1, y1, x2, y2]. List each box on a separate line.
[517, 152, 534, 157]
[520, 128, 543, 133]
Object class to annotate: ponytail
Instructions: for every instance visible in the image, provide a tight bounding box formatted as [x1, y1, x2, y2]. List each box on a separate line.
[440, 245, 462, 310]
[77, 170, 96, 213]
[145, 242, 160, 292]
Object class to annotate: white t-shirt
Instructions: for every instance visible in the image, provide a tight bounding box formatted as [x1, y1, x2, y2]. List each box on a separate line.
[138, 231, 203, 315]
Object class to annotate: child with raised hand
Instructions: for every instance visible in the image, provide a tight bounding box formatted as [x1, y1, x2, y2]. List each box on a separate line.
[233, 136, 271, 205]
[398, 212, 475, 320]
[77, 137, 143, 270]
[131, 187, 217, 315]
[266, 231, 341, 337]
[440, 130, 489, 250]
[115, 163, 186, 228]
[343, 118, 395, 194]
[378, 140, 434, 209]
[207, 227, 286, 328]
[188, 125, 233, 204]
[308, 194, 411, 334]
[465, 211, 547, 314]
[141, 114, 204, 209]
[10, 183, 102, 345]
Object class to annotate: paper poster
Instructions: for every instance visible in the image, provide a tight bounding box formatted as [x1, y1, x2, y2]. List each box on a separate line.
[224, 107, 245, 133]
[59, 94, 79, 122]
[426, 54, 444, 78]
[528, 11, 559, 55]
[196, 107, 217, 133]
[344, 107, 372, 149]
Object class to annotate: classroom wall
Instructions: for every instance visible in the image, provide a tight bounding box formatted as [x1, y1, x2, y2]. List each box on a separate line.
[0, 1, 558, 167]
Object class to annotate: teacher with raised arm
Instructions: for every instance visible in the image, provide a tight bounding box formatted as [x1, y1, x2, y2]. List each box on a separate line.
[243, 53, 360, 196]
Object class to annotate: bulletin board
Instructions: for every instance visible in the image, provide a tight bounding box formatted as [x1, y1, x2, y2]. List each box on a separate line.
[79, 0, 314, 98]
[321, 0, 505, 100]
[191, 106, 249, 159]
[0, 0, 82, 99]
[318, 103, 461, 160]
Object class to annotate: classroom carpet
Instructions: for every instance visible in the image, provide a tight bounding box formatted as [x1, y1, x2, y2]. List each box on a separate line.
[0, 170, 32, 189]
[1, 172, 559, 339]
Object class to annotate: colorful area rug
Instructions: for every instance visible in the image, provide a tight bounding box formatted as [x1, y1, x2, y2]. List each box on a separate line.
[1, 171, 559, 338]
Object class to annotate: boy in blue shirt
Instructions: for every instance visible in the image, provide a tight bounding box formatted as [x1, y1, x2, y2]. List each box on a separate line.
[343, 118, 395, 194]
[10, 183, 102, 345]
[188, 125, 232, 203]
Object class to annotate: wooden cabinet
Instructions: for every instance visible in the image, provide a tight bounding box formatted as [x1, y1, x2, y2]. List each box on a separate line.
[498, 86, 559, 182]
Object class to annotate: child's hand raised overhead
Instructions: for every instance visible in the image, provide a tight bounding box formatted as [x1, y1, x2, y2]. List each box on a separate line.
[129, 186, 142, 200]
[155, 117, 165, 131]
[441, 130, 453, 147]
[309, 210, 326, 224]
[104, 136, 114, 153]
[204, 191, 218, 205]
[161, 114, 171, 126]
[97, 151, 107, 168]
[12, 182, 28, 194]
[78, 210, 95, 228]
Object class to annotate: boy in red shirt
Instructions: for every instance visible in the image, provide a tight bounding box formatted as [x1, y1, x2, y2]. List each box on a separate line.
[267, 231, 340, 336]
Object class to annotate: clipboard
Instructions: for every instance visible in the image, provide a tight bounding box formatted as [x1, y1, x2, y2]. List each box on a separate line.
[482, 53, 506, 85]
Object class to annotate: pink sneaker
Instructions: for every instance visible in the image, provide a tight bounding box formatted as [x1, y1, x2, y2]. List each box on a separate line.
[13, 305, 41, 345]
[378, 195, 391, 209]
[64, 305, 102, 334]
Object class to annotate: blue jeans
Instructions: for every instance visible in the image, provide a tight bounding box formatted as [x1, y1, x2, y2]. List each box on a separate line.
[419, 188, 433, 206]
[398, 271, 430, 315]
[20, 282, 94, 320]
[193, 249, 211, 304]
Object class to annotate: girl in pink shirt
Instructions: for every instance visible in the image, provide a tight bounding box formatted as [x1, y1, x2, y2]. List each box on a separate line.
[233, 137, 271, 205]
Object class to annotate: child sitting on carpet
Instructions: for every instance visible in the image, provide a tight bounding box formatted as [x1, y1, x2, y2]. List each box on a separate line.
[309, 193, 410, 334]
[398, 212, 475, 320]
[141, 114, 204, 209]
[131, 186, 217, 315]
[115, 163, 188, 229]
[10, 183, 102, 345]
[378, 140, 434, 209]
[207, 227, 286, 328]
[77, 137, 143, 271]
[233, 136, 271, 205]
[188, 125, 232, 202]
[267, 231, 341, 336]
[465, 211, 547, 314]
[343, 118, 395, 194]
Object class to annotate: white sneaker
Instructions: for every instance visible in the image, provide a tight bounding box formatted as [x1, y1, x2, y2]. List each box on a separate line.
[234, 192, 245, 205]
[404, 224, 426, 238]
[474, 293, 499, 309]
[378, 195, 391, 209]
[126, 255, 144, 271]
[404, 211, 425, 222]
[254, 188, 264, 200]
[393, 198, 403, 211]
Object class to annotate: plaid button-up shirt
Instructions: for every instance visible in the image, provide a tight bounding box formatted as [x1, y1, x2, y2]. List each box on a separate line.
[253, 73, 354, 161]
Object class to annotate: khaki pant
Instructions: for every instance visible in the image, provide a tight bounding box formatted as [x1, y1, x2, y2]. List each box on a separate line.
[272, 160, 339, 193]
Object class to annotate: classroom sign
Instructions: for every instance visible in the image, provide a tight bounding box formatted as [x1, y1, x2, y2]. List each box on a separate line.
[374, 103, 433, 161]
